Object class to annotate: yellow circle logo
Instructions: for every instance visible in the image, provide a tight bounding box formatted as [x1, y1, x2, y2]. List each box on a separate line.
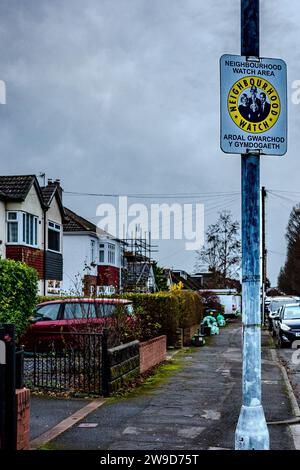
[227, 76, 280, 133]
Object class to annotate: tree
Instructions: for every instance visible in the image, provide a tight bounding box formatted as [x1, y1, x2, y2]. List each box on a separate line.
[278, 205, 300, 294]
[195, 210, 241, 287]
[152, 261, 168, 291]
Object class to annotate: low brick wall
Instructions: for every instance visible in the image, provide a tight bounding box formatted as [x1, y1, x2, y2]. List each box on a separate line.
[107, 340, 140, 394]
[16, 388, 30, 450]
[139, 335, 167, 374]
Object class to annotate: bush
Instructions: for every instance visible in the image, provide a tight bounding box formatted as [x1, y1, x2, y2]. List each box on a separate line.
[0, 259, 38, 339]
[120, 291, 204, 345]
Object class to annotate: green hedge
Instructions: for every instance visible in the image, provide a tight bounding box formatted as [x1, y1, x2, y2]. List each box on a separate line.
[0, 259, 38, 339]
[37, 290, 204, 346]
[123, 291, 204, 345]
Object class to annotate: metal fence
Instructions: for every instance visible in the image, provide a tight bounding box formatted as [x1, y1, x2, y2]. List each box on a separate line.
[24, 331, 109, 396]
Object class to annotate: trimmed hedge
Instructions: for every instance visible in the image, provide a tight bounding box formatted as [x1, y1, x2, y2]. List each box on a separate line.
[37, 290, 204, 346]
[0, 259, 38, 339]
[119, 291, 203, 345]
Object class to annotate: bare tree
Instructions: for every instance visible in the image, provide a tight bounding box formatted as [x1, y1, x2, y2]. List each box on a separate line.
[278, 204, 300, 294]
[196, 210, 241, 286]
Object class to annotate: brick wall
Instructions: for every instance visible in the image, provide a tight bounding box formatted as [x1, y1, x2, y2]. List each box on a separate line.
[83, 275, 97, 296]
[139, 335, 167, 374]
[97, 265, 119, 287]
[16, 388, 30, 450]
[6, 245, 44, 279]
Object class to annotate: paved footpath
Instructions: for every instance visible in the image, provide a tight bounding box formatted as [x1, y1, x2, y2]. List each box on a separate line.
[30, 321, 296, 450]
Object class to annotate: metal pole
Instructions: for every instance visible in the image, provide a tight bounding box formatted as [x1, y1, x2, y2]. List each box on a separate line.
[235, 0, 270, 450]
[261, 186, 267, 325]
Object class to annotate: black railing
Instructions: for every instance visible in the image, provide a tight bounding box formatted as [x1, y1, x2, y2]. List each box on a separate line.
[24, 331, 108, 396]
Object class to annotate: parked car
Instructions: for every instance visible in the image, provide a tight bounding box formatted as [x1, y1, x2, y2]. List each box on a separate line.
[21, 298, 134, 351]
[267, 296, 300, 334]
[273, 303, 300, 348]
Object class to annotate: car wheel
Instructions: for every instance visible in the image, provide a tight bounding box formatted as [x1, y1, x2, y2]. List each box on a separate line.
[277, 336, 289, 349]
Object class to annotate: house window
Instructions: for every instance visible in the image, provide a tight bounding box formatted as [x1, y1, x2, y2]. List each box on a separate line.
[23, 213, 38, 246]
[91, 240, 96, 263]
[7, 212, 18, 243]
[7, 211, 38, 246]
[99, 243, 105, 263]
[48, 221, 61, 252]
[108, 243, 115, 264]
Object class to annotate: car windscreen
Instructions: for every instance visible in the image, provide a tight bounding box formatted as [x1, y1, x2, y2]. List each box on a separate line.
[64, 303, 97, 320]
[269, 299, 297, 312]
[283, 306, 300, 320]
[35, 303, 61, 321]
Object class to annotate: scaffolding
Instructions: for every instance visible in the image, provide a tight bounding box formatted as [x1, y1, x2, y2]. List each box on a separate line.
[122, 233, 158, 293]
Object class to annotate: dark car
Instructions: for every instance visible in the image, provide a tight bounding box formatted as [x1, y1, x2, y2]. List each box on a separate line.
[21, 298, 134, 351]
[273, 303, 300, 348]
[267, 296, 300, 334]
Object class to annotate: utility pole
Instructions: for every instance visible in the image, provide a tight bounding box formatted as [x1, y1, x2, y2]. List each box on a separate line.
[235, 0, 270, 450]
[261, 186, 267, 325]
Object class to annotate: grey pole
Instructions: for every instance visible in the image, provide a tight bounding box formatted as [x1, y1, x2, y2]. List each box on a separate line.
[235, 0, 270, 450]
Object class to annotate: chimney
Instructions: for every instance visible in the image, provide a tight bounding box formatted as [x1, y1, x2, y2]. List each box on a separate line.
[47, 178, 63, 200]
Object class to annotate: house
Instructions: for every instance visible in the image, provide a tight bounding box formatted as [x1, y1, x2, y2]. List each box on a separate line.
[63, 207, 123, 295]
[170, 269, 203, 290]
[0, 175, 64, 295]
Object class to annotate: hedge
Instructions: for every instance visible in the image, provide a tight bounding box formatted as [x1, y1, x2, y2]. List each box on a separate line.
[0, 259, 38, 339]
[37, 291, 204, 346]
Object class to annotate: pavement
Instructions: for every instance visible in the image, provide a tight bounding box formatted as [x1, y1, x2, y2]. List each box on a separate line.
[30, 320, 297, 450]
[277, 345, 300, 407]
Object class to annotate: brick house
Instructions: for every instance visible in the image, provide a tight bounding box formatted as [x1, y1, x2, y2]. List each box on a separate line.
[62, 207, 123, 295]
[0, 175, 64, 295]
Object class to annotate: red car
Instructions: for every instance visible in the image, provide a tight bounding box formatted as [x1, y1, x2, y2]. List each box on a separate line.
[21, 298, 134, 351]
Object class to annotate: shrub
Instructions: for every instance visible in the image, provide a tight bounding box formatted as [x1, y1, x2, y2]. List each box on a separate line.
[120, 291, 203, 345]
[0, 259, 38, 339]
[172, 290, 204, 329]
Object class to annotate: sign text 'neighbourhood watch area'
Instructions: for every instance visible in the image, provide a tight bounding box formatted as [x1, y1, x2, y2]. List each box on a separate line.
[220, 55, 287, 156]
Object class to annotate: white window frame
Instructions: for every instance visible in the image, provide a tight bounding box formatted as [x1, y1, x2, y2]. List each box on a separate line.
[48, 220, 61, 253]
[99, 243, 105, 263]
[108, 243, 115, 265]
[7, 211, 19, 244]
[6, 211, 38, 247]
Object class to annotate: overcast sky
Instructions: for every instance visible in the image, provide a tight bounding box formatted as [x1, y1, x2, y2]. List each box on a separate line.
[0, 0, 299, 284]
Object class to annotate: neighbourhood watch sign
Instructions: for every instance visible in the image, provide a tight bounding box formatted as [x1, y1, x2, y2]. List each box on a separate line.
[220, 54, 287, 156]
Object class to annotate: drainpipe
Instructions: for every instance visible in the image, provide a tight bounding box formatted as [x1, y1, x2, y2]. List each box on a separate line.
[43, 208, 47, 296]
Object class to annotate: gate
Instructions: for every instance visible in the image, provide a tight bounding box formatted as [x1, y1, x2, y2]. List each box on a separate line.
[24, 330, 109, 396]
[0, 324, 17, 450]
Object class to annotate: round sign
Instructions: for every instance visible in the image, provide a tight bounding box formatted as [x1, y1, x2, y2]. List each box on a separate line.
[227, 76, 280, 134]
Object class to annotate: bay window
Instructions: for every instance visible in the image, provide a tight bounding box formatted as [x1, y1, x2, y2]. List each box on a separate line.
[7, 211, 38, 247]
[108, 243, 115, 264]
